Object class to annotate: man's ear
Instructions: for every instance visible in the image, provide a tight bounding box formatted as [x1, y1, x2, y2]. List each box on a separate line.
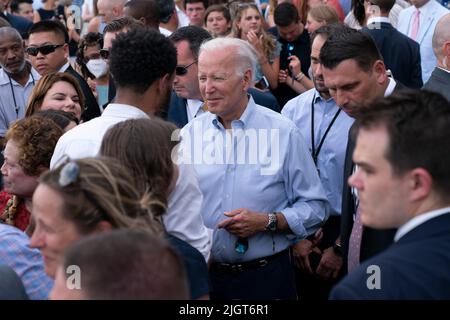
[94, 220, 113, 233]
[443, 41, 450, 58]
[158, 73, 173, 93]
[63, 43, 69, 59]
[242, 69, 252, 91]
[373, 59, 387, 84]
[407, 168, 433, 202]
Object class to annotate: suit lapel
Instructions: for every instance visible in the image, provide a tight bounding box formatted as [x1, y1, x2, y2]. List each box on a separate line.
[416, 6, 436, 45]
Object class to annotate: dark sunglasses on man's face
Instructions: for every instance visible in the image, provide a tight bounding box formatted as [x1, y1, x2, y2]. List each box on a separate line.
[26, 44, 64, 56]
[175, 61, 197, 76]
[100, 48, 109, 60]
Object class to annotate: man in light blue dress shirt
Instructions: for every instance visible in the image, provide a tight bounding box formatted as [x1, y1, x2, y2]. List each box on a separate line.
[179, 37, 329, 300]
[282, 24, 354, 299]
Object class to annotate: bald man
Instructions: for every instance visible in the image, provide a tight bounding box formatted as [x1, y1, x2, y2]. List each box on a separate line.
[423, 14, 450, 102]
[87, 0, 128, 33]
[0, 27, 40, 139]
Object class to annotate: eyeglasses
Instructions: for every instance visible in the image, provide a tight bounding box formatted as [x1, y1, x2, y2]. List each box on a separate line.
[175, 61, 197, 76]
[100, 48, 109, 60]
[26, 44, 64, 56]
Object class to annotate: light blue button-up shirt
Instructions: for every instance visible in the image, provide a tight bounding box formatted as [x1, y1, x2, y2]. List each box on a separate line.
[179, 96, 329, 263]
[282, 88, 354, 217]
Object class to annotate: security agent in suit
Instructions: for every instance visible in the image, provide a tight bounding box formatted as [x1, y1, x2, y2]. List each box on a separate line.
[423, 13, 450, 101]
[0, 265, 28, 300]
[319, 26, 400, 273]
[27, 20, 101, 122]
[397, 0, 449, 83]
[330, 90, 450, 299]
[362, 0, 423, 88]
[167, 25, 280, 128]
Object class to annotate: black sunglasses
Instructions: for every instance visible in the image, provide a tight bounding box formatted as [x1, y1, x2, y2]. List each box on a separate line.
[175, 61, 197, 76]
[100, 48, 109, 60]
[26, 44, 64, 56]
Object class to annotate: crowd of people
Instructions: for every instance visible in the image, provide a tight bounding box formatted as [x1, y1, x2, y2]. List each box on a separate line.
[0, 0, 449, 300]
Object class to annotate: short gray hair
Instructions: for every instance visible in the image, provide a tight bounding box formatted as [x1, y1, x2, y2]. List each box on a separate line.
[199, 37, 257, 80]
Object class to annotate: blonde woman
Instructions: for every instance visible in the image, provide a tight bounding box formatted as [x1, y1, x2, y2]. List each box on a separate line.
[232, 3, 281, 90]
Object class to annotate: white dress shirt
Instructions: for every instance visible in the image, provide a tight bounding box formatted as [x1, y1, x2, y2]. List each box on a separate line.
[51, 103, 211, 260]
[395, 206, 450, 241]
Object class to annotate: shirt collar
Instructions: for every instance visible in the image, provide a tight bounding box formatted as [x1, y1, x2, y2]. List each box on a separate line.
[438, 67, 450, 74]
[0, 64, 41, 86]
[212, 94, 255, 129]
[395, 206, 450, 241]
[102, 103, 150, 119]
[58, 61, 71, 73]
[384, 77, 396, 97]
[415, 0, 434, 14]
[367, 17, 391, 25]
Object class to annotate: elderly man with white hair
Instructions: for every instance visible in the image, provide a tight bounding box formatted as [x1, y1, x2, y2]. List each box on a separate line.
[179, 37, 329, 300]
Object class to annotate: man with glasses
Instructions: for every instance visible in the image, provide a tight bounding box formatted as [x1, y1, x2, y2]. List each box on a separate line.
[27, 20, 100, 121]
[168, 25, 280, 128]
[100, 16, 143, 104]
[0, 27, 39, 143]
[168, 25, 212, 128]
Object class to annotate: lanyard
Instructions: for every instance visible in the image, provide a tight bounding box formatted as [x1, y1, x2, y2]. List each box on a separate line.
[7, 68, 35, 118]
[310, 93, 341, 166]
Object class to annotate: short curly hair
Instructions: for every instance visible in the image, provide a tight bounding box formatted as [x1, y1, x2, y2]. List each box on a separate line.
[5, 116, 64, 176]
[110, 26, 177, 94]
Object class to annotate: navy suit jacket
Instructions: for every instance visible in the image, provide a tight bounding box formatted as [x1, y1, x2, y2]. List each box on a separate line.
[363, 22, 422, 88]
[66, 65, 101, 121]
[331, 213, 450, 299]
[1, 13, 32, 39]
[423, 67, 450, 102]
[167, 88, 281, 128]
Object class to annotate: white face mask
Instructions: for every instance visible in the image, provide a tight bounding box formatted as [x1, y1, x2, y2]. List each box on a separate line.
[86, 59, 108, 78]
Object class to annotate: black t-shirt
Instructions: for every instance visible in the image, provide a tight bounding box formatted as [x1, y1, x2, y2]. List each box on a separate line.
[268, 27, 311, 108]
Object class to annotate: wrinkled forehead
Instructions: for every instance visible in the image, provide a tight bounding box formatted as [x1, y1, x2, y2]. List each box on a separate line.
[198, 49, 237, 72]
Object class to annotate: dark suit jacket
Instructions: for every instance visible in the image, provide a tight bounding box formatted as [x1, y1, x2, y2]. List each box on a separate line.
[167, 89, 281, 128]
[340, 82, 405, 271]
[423, 67, 450, 102]
[65, 65, 101, 122]
[1, 12, 32, 39]
[331, 213, 450, 299]
[363, 22, 422, 89]
[0, 265, 29, 300]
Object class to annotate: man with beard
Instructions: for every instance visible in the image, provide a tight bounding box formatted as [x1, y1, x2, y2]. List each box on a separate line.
[51, 26, 211, 261]
[0, 27, 39, 141]
[51, 26, 176, 165]
[319, 26, 403, 274]
[282, 24, 354, 299]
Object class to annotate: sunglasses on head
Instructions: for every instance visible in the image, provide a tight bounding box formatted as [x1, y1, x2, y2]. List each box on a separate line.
[26, 44, 64, 56]
[99, 48, 109, 60]
[175, 61, 197, 76]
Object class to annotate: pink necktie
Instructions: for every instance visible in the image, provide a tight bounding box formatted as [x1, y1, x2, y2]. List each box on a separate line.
[410, 9, 420, 41]
[347, 207, 363, 273]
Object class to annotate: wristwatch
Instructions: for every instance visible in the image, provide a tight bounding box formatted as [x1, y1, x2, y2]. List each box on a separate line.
[332, 242, 343, 257]
[265, 212, 278, 232]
